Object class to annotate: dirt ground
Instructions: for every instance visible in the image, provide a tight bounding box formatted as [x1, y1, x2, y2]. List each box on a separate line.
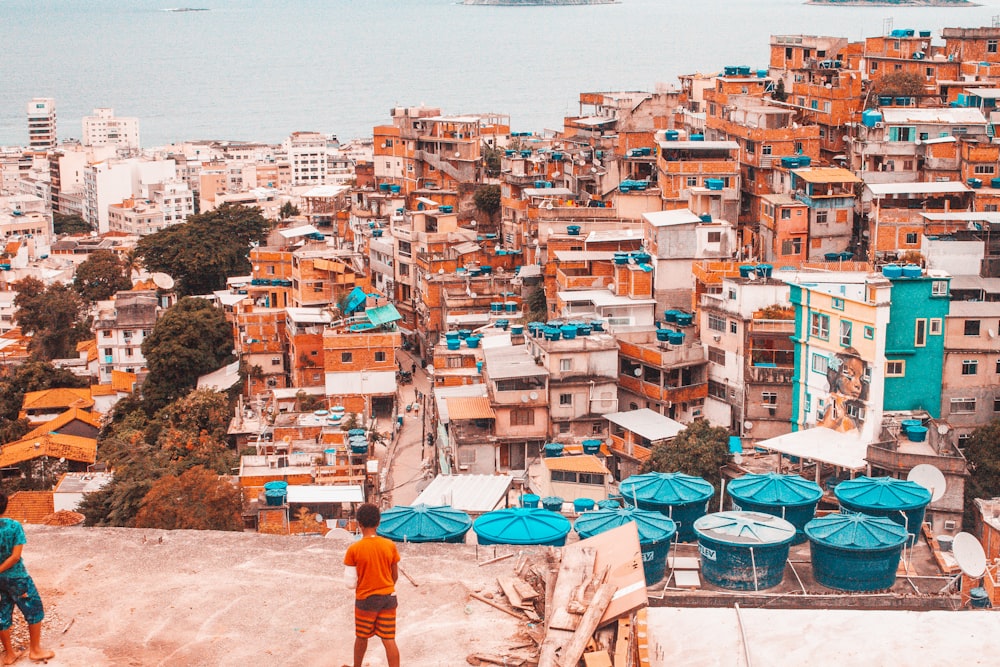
[20, 526, 522, 667]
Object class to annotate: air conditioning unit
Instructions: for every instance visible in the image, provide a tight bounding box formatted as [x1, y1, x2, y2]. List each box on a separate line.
[944, 520, 957, 531]
[458, 464, 469, 471]
[874, 121, 884, 129]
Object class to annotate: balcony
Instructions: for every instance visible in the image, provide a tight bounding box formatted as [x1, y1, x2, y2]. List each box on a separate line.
[749, 319, 795, 334]
[556, 269, 613, 291]
[746, 364, 794, 384]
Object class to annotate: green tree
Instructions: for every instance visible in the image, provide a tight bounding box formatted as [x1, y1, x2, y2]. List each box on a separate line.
[482, 145, 502, 178]
[525, 286, 548, 322]
[133, 465, 242, 531]
[12, 278, 90, 360]
[53, 213, 91, 236]
[278, 202, 300, 220]
[136, 203, 270, 296]
[641, 419, 731, 489]
[474, 185, 501, 221]
[964, 419, 1000, 525]
[148, 389, 236, 475]
[78, 473, 158, 528]
[870, 72, 926, 104]
[74, 250, 133, 302]
[772, 79, 788, 103]
[141, 297, 235, 413]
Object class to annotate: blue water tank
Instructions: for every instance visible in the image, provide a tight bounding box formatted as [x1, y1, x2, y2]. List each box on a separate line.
[727, 473, 823, 544]
[567, 225, 581, 236]
[862, 110, 883, 128]
[694, 511, 796, 590]
[446, 339, 461, 350]
[882, 264, 903, 279]
[902, 264, 922, 278]
[264, 488, 287, 506]
[590, 320, 605, 332]
[739, 265, 754, 278]
[667, 330, 685, 345]
[663, 309, 679, 323]
[465, 335, 481, 349]
[582, 438, 602, 455]
[573, 498, 596, 513]
[675, 312, 694, 327]
[619, 472, 715, 542]
[521, 494, 540, 508]
[690, 134, 704, 141]
[664, 130, 679, 141]
[544, 443, 564, 458]
[805, 512, 908, 591]
[473, 507, 571, 546]
[560, 325, 577, 340]
[834, 476, 931, 546]
[541, 496, 564, 512]
[575, 507, 678, 585]
[656, 329, 670, 342]
[377, 504, 472, 544]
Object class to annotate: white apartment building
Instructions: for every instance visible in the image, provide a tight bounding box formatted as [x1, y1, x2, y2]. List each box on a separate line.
[82, 108, 141, 153]
[145, 180, 194, 226]
[27, 98, 57, 152]
[93, 291, 160, 383]
[283, 132, 328, 186]
[0, 195, 52, 246]
[107, 198, 165, 236]
[83, 158, 177, 233]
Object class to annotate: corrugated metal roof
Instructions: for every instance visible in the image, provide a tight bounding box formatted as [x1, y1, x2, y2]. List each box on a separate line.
[791, 167, 861, 184]
[867, 181, 969, 196]
[445, 396, 496, 421]
[881, 107, 986, 124]
[324, 370, 396, 396]
[413, 474, 513, 514]
[365, 303, 401, 326]
[605, 408, 685, 441]
[286, 484, 364, 504]
[543, 454, 609, 475]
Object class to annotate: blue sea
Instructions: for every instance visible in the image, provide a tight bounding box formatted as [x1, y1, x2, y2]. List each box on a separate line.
[2, 0, 1000, 147]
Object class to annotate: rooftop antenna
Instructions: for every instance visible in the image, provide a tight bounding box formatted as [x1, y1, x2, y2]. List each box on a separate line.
[883, 17, 893, 36]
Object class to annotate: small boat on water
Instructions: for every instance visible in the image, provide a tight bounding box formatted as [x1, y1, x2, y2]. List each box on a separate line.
[162, 7, 210, 12]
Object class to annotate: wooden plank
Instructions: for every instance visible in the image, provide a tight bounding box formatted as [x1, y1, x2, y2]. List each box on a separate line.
[470, 592, 524, 619]
[673, 570, 701, 588]
[513, 578, 540, 601]
[564, 523, 647, 625]
[557, 572, 616, 667]
[498, 577, 524, 608]
[583, 651, 613, 667]
[548, 547, 597, 631]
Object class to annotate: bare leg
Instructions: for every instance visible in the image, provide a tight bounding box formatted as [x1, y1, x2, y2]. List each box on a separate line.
[26, 624, 52, 662]
[351, 636, 368, 667]
[0, 628, 21, 665]
[383, 638, 400, 667]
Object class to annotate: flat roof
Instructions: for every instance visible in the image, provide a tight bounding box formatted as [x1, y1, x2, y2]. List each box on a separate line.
[948, 274, 1000, 292]
[285, 308, 333, 324]
[571, 116, 616, 127]
[301, 185, 349, 198]
[278, 224, 321, 239]
[964, 87, 1000, 98]
[585, 228, 642, 243]
[756, 426, 867, 470]
[946, 300, 1000, 316]
[791, 167, 861, 184]
[484, 346, 548, 380]
[921, 212, 1000, 223]
[413, 474, 513, 513]
[523, 187, 575, 197]
[881, 108, 986, 124]
[867, 181, 970, 196]
[658, 140, 740, 150]
[543, 454, 609, 475]
[557, 289, 657, 307]
[553, 250, 618, 262]
[642, 209, 703, 227]
[324, 370, 396, 396]
[286, 485, 364, 504]
[605, 408, 686, 441]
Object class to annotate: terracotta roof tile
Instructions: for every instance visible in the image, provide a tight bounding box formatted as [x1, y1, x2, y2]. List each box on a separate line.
[90, 384, 116, 397]
[542, 454, 610, 474]
[111, 370, 137, 394]
[445, 396, 496, 421]
[5, 492, 54, 525]
[24, 408, 102, 439]
[0, 433, 97, 467]
[21, 388, 94, 412]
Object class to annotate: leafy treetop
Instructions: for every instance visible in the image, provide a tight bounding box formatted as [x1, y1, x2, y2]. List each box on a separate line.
[641, 418, 731, 490]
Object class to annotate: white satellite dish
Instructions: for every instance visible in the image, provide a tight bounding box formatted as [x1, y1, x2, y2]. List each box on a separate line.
[633, 368, 642, 377]
[152, 272, 175, 290]
[937, 424, 949, 435]
[953, 532, 987, 578]
[520, 395, 529, 403]
[314, 513, 324, 523]
[743, 421, 753, 431]
[529, 392, 538, 401]
[907, 464, 946, 502]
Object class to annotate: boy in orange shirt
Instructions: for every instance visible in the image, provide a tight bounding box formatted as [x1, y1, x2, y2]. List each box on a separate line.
[343, 503, 400, 667]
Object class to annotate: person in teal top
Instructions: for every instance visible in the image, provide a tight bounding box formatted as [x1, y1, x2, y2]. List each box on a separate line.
[0, 493, 53, 664]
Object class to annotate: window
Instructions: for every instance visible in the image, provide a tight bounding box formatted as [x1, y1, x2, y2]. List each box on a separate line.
[886, 360, 905, 376]
[559, 358, 572, 371]
[762, 392, 777, 405]
[708, 380, 728, 399]
[102, 330, 112, 338]
[781, 238, 802, 256]
[511, 408, 534, 426]
[374, 351, 386, 362]
[905, 232, 918, 244]
[707, 231, 722, 243]
[780, 209, 791, 220]
[729, 320, 737, 334]
[745, 140, 756, 154]
[951, 398, 976, 414]
[989, 39, 998, 53]
[686, 176, 698, 187]
[962, 360, 979, 375]
[915, 319, 927, 347]
[810, 313, 830, 340]
[271, 357, 281, 366]
[458, 448, 476, 466]
[104, 348, 113, 356]
[997, 358, 1000, 374]
[995, 397, 1000, 412]
[761, 145, 772, 156]
[832, 297, 844, 311]
[708, 346, 726, 365]
[974, 164, 996, 175]
[559, 393, 573, 406]
[559, 422, 570, 434]
[795, 141, 804, 153]
[446, 356, 463, 368]
[592, 423, 604, 435]
[816, 210, 828, 224]
[840, 320, 852, 347]
[931, 280, 948, 297]
[965, 320, 981, 336]
[929, 318, 942, 335]
[812, 353, 829, 374]
[341, 352, 353, 363]
[708, 313, 726, 332]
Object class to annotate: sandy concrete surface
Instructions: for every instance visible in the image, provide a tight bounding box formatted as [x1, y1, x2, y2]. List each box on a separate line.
[21, 526, 521, 667]
[648, 606, 999, 667]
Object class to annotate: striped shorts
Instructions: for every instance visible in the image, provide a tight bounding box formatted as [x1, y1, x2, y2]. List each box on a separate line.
[354, 594, 397, 640]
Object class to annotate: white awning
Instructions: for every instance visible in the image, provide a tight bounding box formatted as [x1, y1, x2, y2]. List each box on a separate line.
[325, 370, 397, 396]
[286, 485, 364, 504]
[413, 474, 512, 514]
[755, 427, 868, 471]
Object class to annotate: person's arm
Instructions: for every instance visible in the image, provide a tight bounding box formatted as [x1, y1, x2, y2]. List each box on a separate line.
[0, 544, 23, 575]
[344, 565, 358, 589]
[391, 561, 398, 583]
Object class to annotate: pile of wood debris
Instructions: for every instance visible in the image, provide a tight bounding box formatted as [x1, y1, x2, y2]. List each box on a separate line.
[467, 523, 650, 667]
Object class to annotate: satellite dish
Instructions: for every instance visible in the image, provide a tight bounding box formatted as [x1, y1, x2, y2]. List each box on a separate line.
[469, 292, 477, 299]
[937, 424, 949, 435]
[907, 464, 946, 502]
[633, 368, 642, 377]
[314, 513, 324, 523]
[953, 532, 987, 578]
[743, 421, 753, 431]
[529, 392, 538, 400]
[152, 272, 175, 290]
[521, 395, 529, 403]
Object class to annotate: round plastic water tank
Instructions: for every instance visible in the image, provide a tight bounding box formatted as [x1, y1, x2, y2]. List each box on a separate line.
[473, 507, 571, 546]
[590, 320, 605, 332]
[675, 312, 693, 327]
[824, 252, 840, 262]
[804, 512, 908, 591]
[541, 496, 564, 512]
[619, 472, 715, 542]
[377, 504, 472, 543]
[560, 325, 577, 340]
[834, 476, 931, 547]
[597, 498, 621, 510]
[694, 511, 796, 590]
[573, 498, 596, 513]
[738, 266, 753, 278]
[446, 339, 460, 350]
[511, 325, 524, 335]
[900, 419, 922, 433]
[521, 494, 540, 508]
[970, 587, 992, 608]
[575, 507, 678, 586]
[906, 425, 928, 442]
[445, 331, 460, 340]
[576, 323, 592, 337]
[667, 331, 685, 345]
[663, 310, 679, 323]
[350, 442, 368, 455]
[727, 473, 823, 544]
[566, 225, 581, 236]
[613, 252, 629, 265]
[465, 336, 481, 349]
[656, 329, 670, 342]
[348, 428, 366, 437]
[264, 489, 286, 506]
[323, 448, 337, 465]
[756, 264, 773, 278]
[543, 327, 561, 341]
[458, 329, 471, 339]
[582, 439, 602, 455]
[902, 264, 921, 278]
[544, 443, 564, 458]
[882, 264, 903, 279]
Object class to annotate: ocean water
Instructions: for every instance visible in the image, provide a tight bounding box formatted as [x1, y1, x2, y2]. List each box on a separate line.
[2, 0, 1000, 147]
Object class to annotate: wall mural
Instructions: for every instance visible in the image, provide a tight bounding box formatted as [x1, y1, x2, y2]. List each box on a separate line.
[817, 347, 869, 433]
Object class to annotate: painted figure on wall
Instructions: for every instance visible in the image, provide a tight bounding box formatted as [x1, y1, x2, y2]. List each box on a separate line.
[817, 347, 869, 433]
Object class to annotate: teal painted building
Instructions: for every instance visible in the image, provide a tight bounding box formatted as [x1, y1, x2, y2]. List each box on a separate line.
[882, 272, 950, 417]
